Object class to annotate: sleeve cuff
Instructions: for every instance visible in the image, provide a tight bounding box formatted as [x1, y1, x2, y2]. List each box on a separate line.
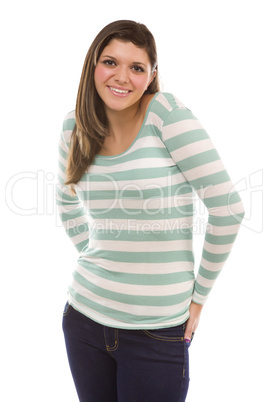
[191, 291, 208, 305]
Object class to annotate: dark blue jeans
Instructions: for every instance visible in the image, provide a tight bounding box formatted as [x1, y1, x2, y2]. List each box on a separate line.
[62, 302, 193, 402]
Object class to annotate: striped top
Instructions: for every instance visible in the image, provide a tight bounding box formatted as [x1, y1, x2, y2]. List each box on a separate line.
[56, 92, 245, 329]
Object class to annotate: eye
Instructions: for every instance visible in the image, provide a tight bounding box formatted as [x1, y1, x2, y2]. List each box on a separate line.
[102, 59, 116, 66]
[132, 65, 145, 73]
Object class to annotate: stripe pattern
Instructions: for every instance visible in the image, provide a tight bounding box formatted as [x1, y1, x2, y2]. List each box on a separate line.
[56, 92, 244, 329]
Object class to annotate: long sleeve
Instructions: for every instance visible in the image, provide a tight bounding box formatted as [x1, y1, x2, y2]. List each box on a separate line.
[161, 102, 245, 305]
[55, 111, 90, 253]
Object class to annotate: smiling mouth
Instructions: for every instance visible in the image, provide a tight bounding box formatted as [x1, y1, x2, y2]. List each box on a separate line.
[108, 86, 131, 94]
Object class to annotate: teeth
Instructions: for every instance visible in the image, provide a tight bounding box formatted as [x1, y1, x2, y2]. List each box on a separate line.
[110, 87, 130, 94]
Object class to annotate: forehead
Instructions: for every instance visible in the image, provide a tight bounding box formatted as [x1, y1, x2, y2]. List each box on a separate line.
[100, 39, 150, 62]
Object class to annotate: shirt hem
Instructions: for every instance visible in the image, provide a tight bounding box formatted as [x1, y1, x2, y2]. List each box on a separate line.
[67, 296, 190, 330]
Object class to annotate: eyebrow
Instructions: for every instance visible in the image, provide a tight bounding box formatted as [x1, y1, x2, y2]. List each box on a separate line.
[101, 55, 147, 67]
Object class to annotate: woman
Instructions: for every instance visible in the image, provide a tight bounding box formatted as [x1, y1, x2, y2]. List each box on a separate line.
[56, 20, 245, 401]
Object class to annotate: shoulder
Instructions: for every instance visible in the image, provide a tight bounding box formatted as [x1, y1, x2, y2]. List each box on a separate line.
[62, 110, 76, 131]
[156, 92, 188, 110]
[151, 92, 189, 119]
[61, 110, 76, 147]
[148, 92, 196, 131]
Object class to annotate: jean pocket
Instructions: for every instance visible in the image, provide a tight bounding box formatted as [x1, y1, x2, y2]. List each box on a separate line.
[142, 325, 184, 342]
[63, 301, 72, 316]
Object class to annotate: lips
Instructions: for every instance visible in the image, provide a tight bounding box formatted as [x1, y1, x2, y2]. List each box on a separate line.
[109, 86, 130, 94]
[107, 86, 132, 97]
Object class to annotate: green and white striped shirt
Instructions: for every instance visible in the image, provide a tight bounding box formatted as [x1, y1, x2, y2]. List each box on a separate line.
[56, 92, 244, 329]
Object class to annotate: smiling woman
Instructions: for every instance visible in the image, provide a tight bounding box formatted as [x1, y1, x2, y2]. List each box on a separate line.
[56, 19, 244, 402]
[62, 20, 159, 192]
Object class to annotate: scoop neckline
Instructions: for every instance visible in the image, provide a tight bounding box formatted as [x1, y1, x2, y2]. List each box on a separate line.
[95, 92, 159, 159]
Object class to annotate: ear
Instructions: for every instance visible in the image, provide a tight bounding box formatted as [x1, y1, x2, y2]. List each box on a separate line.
[151, 70, 157, 83]
[147, 70, 157, 89]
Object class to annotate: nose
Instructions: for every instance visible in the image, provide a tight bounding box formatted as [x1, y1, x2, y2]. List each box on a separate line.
[114, 66, 129, 84]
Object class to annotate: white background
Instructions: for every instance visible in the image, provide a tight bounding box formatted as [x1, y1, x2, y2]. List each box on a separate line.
[1, 0, 267, 401]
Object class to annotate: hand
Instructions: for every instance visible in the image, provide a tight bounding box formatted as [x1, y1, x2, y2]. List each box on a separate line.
[184, 301, 204, 341]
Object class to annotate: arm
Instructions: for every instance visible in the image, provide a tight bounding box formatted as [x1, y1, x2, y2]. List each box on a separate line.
[55, 112, 90, 253]
[161, 101, 245, 336]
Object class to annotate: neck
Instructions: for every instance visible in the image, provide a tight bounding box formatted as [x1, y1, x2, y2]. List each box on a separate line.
[105, 100, 143, 139]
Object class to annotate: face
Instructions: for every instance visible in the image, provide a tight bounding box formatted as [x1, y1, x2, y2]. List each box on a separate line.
[94, 39, 156, 114]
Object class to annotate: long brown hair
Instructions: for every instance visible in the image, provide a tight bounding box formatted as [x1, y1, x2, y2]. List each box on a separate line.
[65, 20, 160, 195]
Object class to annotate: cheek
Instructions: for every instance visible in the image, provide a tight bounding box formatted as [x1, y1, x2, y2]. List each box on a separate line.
[94, 65, 110, 87]
[132, 74, 151, 91]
